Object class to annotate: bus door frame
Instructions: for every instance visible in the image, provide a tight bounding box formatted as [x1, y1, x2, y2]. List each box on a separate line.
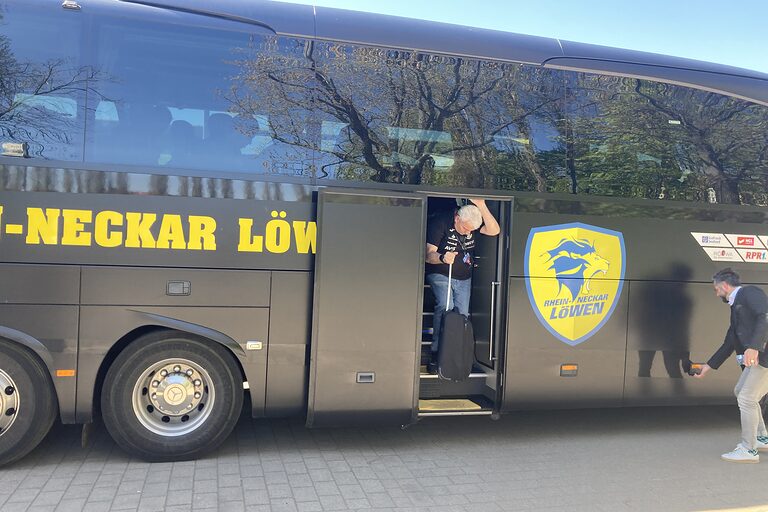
[419, 191, 514, 409]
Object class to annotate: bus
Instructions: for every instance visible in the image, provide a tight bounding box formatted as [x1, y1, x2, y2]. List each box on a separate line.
[1, 0, 767, 466]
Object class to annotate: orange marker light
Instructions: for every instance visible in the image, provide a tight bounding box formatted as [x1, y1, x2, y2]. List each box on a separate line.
[56, 369, 76, 377]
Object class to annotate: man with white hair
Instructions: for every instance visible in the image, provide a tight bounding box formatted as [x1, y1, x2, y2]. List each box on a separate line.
[425, 199, 500, 374]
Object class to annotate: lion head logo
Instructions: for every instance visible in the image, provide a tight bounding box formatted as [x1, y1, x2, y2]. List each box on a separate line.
[544, 238, 610, 300]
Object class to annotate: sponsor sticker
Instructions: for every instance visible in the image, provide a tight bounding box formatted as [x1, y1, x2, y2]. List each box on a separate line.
[725, 234, 765, 249]
[691, 232, 730, 247]
[525, 222, 625, 346]
[703, 247, 743, 262]
[692, 231, 768, 263]
[738, 249, 768, 263]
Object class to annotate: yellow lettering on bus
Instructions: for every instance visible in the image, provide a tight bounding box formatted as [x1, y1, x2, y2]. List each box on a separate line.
[292, 221, 316, 254]
[188, 215, 216, 251]
[26, 207, 60, 245]
[125, 212, 157, 248]
[265, 211, 291, 254]
[156, 214, 187, 250]
[237, 218, 263, 252]
[61, 209, 93, 246]
[94, 211, 124, 248]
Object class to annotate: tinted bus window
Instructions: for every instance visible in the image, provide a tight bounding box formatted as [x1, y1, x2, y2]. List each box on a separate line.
[245, 39, 564, 189]
[567, 72, 768, 205]
[315, 42, 565, 189]
[0, 1, 86, 161]
[85, 7, 314, 179]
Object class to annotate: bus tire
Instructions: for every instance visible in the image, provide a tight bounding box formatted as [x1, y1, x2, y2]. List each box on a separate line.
[101, 331, 243, 462]
[0, 342, 58, 467]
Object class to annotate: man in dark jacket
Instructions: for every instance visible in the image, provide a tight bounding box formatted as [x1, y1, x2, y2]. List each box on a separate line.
[696, 268, 768, 463]
[425, 199, 500, 374]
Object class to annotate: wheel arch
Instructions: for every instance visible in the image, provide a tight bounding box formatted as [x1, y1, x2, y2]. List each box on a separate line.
[0, 327, 60, 418]
[92, 316, 247, 422]
[0, 326, 55, 370]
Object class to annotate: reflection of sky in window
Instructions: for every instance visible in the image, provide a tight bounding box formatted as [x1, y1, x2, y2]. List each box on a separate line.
[386, 127, 452, 144]
[491, 118, 559, 152]
[95, 101, 118, 121]
[321, 121, 348, 152]
[13, 94, 77, 118]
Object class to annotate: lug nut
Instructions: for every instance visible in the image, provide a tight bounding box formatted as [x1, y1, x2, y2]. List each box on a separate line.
[160, 370, 168, 377]
[194, 392, 201, 399]
[173, 366, 181, 373]
[152, 381, 159, 388]
[193, 379, 201, 387]
[186, 369, 193, 376]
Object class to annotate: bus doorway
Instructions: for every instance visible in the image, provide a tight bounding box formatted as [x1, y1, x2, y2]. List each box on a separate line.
[306, 190, 511, 427]
[418, 196, 512, 418]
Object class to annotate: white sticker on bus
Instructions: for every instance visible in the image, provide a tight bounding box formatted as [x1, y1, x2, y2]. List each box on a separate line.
[690, 232, 730, 247]
[703, 247, 744, 262]
[725, 234, 766, 249]
[738, 249, 768, 263]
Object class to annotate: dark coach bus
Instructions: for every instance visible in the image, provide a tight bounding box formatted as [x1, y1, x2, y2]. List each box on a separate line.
[1, 0, 767, 465]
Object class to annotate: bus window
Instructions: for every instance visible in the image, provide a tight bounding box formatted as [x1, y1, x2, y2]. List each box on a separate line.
[567, 72, 768, 206]
[304, 41, 564, 189]
[0, 1, 86, 161]
[85, 8, 315, 178]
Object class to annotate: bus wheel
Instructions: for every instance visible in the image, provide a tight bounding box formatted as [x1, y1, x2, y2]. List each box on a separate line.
[0, 342, 58, 467]
[101, 331, 243, 462]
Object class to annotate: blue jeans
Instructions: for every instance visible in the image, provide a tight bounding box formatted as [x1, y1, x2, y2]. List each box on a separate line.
[426, 273, 471, 354]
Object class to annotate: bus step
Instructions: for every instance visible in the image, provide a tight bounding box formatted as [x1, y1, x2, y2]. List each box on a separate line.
[418, 397, 493, 417]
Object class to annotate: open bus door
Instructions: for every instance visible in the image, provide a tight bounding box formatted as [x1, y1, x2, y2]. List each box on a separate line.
[306, 189, 426, 427]
[417, 195, 512, 417]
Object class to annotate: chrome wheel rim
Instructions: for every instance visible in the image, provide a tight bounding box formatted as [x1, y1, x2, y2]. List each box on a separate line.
[0, 369, 20, 437]
[132, 358, 215, 437]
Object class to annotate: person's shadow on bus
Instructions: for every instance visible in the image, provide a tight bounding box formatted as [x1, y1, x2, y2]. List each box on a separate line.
[634, 263, 694, 392]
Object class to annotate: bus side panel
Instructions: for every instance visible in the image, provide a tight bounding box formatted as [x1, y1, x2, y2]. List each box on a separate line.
[502, 277, 627, 410]
[76, 267, 272, 423]
[264, 272, 313, 418]
[624, 280, 740, 405]
[0, 264, 80, 423]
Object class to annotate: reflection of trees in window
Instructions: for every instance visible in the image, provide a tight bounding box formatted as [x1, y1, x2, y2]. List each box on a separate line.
[0, 9, 101, 161]
[226, 37, 320, 179]
[569, 73, 768, 205]
[227, 37, 564, 189]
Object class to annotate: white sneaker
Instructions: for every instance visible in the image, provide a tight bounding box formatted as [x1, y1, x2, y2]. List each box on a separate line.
[756, 436, 768, 452]
[721, 444, 759, 463]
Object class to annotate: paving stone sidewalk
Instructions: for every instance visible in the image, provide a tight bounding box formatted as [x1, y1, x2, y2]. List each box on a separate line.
[3, 405, 768, 511]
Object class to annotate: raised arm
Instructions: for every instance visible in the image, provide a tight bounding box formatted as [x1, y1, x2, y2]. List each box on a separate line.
[469, 198, 500, 236]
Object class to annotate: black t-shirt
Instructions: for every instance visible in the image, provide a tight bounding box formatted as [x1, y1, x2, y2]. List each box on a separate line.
[426, 210, 476, 280]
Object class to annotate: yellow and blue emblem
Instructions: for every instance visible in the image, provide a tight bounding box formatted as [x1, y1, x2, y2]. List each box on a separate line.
[524, 222, 625, 346]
